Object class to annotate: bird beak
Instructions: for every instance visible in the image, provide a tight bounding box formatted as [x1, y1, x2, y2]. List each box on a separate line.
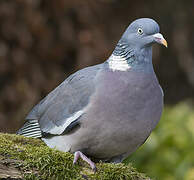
[153, 33, 168, 48]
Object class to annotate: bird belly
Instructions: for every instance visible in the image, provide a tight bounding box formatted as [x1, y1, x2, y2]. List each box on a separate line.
[42, 72, 163, 161]
[73, 73, 163, 159]
[68, 90, 162, 160]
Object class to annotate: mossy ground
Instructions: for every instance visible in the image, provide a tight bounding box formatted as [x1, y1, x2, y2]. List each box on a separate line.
[0, 133, 149, 180]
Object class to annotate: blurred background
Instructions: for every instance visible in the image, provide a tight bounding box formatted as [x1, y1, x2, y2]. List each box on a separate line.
[0, 0, 193, 179]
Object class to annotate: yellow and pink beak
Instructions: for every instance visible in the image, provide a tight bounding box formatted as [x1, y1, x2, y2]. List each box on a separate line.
[153, 33, 168, 48]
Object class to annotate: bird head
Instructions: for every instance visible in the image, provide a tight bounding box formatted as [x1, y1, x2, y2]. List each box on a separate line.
[121, 18, 167, 49]
[109, 18, 167, 71]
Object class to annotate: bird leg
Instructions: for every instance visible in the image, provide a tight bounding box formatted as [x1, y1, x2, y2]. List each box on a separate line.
[73, 151, 97, 172]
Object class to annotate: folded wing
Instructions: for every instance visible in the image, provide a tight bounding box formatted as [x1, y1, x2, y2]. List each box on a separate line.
[17, 64, 102, 138]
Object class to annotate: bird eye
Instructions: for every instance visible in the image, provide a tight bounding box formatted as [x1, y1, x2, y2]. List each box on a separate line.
[137, 28, 143, 35]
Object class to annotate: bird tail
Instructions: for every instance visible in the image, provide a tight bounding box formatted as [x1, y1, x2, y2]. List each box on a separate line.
[16, 119, 42, 138]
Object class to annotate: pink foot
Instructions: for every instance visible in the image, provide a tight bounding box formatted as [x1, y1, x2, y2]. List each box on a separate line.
[73, 151, 97, 172]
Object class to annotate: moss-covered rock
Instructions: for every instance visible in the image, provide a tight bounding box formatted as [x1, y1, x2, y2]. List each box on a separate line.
[0, 133, 150, 180]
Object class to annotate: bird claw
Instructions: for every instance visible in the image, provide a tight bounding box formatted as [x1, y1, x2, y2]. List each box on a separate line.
[73, 151, 97, 172]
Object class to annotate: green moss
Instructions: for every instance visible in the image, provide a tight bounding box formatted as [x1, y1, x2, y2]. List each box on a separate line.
[0, 133, 149, 180]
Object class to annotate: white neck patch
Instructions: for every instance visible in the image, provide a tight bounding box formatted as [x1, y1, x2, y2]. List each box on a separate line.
[108, 54, 131, 71]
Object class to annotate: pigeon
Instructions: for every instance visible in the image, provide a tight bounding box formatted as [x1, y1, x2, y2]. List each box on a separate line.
[17, 18, 167, 171]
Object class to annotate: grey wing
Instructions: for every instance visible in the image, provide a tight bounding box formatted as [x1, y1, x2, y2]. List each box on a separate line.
[17, 64, 102, 138]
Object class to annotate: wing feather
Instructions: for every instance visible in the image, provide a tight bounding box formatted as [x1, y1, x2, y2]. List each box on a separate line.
[17, 64, 103, 137]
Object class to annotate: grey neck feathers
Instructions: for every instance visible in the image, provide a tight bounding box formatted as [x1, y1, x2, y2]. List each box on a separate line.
[112, 41, 135, 64]
[109, 40, 154, 72]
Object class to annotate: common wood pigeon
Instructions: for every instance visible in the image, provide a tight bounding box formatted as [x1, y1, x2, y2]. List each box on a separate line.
[17, 18, 167, 171]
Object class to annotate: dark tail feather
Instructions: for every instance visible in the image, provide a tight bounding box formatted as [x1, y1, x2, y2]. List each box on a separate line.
[16, 119, 42, 138]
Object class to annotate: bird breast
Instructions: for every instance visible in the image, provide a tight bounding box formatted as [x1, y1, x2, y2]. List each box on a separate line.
[77, 70, 163, 158]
